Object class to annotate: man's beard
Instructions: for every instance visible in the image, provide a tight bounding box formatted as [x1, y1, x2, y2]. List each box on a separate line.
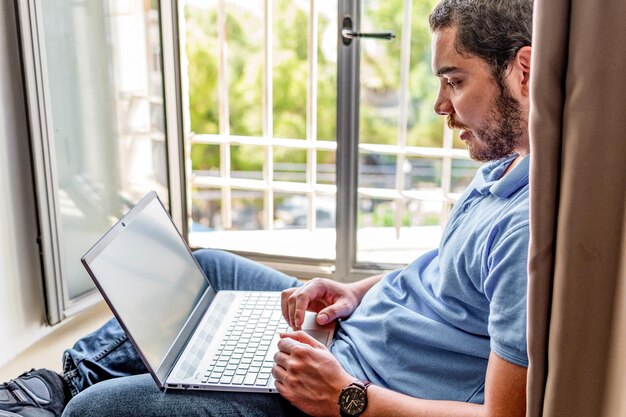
[448, 84, 524, 162]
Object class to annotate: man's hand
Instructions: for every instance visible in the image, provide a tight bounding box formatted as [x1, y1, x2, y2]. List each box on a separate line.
[281, 275, 382, 330]
[272, 331, 354, 417]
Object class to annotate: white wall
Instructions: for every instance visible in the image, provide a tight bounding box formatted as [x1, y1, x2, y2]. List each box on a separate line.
[0, 0, 52, 368]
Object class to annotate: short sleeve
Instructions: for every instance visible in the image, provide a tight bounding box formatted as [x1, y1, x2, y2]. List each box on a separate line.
[483, 222, 529, 367]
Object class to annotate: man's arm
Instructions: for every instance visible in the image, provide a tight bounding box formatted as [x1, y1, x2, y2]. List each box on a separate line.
[273, 333, 526, 417]
[362, 352, 526, 417]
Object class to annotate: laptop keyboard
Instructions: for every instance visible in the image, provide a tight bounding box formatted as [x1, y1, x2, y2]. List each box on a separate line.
[201, 293, 289, 387]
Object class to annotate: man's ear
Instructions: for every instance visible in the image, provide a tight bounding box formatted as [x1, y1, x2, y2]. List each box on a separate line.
[515, 46, 532, 97]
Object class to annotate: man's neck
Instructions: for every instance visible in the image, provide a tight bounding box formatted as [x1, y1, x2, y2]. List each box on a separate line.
[501, 140, 529, 177]
[502, 153, 525, 177]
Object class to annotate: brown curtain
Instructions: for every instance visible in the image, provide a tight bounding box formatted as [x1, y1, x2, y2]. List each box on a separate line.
[527, 0, 626, 415]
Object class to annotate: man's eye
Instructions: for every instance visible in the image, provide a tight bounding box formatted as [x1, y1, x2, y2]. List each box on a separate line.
[447, 80, 460, 88]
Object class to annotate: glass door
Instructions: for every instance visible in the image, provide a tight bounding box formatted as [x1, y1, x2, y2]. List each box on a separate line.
[337, 0, 479, 278]
[348, 0, 478, 267]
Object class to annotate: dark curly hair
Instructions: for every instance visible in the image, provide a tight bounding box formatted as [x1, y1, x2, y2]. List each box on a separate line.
[429, 0, 533, 84]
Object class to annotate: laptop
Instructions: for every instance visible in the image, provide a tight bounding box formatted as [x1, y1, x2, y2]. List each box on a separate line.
[81, 191, 335, 393]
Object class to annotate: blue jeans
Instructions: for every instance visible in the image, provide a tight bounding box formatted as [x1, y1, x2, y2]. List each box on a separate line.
[61, 249, 307, 417]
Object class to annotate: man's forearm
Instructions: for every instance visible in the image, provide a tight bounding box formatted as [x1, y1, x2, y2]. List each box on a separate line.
[354, 352, 526, 417]
[363, 386, 482, 417]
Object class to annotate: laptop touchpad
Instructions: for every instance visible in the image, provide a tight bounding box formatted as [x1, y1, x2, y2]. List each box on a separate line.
[301, 311, 335, 346]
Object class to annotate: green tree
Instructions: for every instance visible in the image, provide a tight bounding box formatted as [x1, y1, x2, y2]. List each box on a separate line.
[359, 0, 441, 147]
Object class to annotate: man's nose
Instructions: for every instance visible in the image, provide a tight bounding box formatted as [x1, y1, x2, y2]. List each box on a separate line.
[434, 91, 453, 116]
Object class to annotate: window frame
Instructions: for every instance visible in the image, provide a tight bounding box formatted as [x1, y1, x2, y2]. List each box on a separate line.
[17, 0, 75, 325]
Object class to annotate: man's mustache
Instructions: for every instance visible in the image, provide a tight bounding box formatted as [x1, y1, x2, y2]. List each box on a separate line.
[447, 116, 468, 131]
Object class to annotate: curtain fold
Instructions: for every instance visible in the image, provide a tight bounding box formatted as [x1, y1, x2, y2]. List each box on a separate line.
[527, 0, 626, 416]
[526, 0, 570, 413]
[602, 205, 626, 416]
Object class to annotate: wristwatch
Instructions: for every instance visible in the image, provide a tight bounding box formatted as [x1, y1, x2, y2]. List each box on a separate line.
[338, 379, 371, 417]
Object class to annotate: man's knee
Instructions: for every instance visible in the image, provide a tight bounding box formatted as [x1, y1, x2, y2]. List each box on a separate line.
[193, 248, 241, 275]
[192, 248, 300, 291]
[62, 375, 160, 417]
[192, 248, 228, 264]
[62, 384, 113, 417]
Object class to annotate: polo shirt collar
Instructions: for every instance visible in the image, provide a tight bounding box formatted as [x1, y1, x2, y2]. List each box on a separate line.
[476, 154, 530, 198]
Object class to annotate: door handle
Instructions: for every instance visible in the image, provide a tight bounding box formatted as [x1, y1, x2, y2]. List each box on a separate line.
[341, 17, 395, 45]
[341, 29, 396, 40]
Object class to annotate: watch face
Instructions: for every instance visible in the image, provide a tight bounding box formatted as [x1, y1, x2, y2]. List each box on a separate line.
[339, 386, 367, 415]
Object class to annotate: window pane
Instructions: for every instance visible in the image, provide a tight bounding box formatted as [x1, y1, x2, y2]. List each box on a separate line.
[274, 148, 306, 183]
[186, 0, 338, 264]
[356, 0, 445, 268]
[191, 188, 222, 231]
[317, 150, 336, 185]
[185, 3, 219, 134]
[452, 129, 467, 149]
[273, 193, 336, 231]
[315, 194, 336, 229]
[406, 0, 442, 148]
[230, 145, 264, 180]
[360, 153, 396, 189]
[231, 191, 265, 230]
[40, 0, 168, 299]
[406, 199, 444, 227]
[227, 0, 264, 137]
[358, 197, 394, 229]
[317, 0, 338, 142]
[451, 158, 481, 193]
[404, 157, 442, 191]
[359, 0, 401, 145]
[273, 0, 307, 139]
[357, 199, 442, 265]
[274, 193, 307, 229]
[191, 144, 220, 176]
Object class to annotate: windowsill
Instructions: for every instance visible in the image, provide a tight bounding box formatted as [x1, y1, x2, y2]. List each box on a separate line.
[190, 226, 442, 265]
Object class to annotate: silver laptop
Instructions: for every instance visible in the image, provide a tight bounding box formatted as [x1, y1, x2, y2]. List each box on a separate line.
[81, 191, 335, 393]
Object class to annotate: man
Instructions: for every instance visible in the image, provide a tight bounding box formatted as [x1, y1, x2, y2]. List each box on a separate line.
[0, 0, 533, 415]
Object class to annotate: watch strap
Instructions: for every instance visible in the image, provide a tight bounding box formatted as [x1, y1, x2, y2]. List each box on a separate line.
[354, 379, 371, 389]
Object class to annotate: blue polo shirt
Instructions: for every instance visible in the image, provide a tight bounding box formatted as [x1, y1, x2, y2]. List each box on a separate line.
[330, 154, 530, 404]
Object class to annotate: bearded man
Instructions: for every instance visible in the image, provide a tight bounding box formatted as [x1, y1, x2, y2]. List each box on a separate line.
[0, 1, 532, 416]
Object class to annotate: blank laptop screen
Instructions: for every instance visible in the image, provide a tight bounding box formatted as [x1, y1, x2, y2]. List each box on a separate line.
[88, 197, 209, 369]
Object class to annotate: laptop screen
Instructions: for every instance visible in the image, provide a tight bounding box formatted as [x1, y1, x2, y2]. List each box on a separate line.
[86, 195, 209, 370]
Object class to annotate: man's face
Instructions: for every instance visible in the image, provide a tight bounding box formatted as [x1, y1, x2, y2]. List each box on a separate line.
[431, 27, 525, 162]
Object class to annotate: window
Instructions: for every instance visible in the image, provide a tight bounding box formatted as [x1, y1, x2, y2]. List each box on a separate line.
[18, 0, 479, 323]
[355, 0, 479, 267]
[16, 0, 183, 323]
[183, 0, 339, 269]
[182, 0, 478, 278]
